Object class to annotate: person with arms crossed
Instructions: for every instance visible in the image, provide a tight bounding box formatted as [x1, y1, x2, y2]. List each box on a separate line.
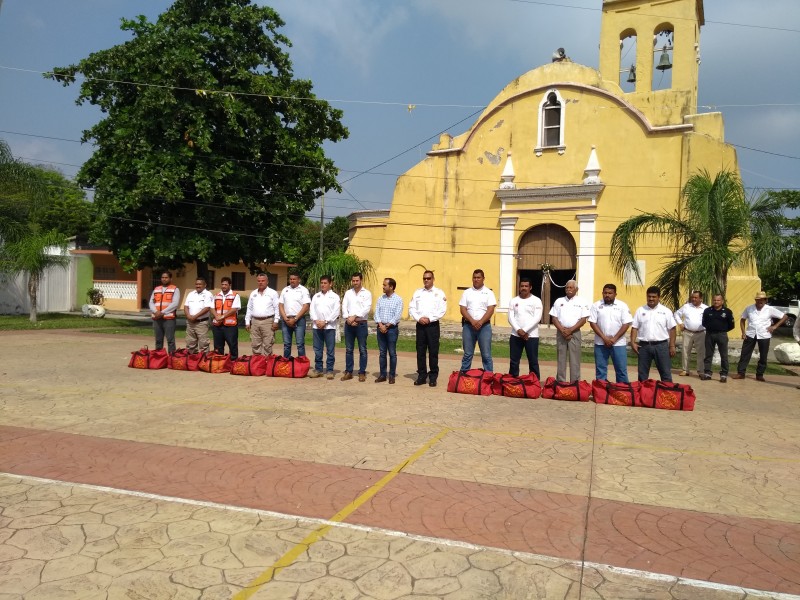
[700, 294, 735, 382]
[409, 270, 447, 387]
[341, 272, 372, 382]
[211, 276, 241, 359]
[588, 283, 633, 383]
[507, 278, 543, 379]
[244, 273, 280, 356]
[309, 275, 340, 379]
[149, 271, 181, 354]
[731, 291, 787, 382]
[674, 291, 707, 377]
[459, 269, 497, 372]
[278, 273, 310, 358]
[374, 278, 403, 384]
[183, 277, 213, 353]
[549, 280, 589, 382]
[630, 286, 677, 382]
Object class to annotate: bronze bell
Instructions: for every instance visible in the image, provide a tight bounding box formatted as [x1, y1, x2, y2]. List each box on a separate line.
[626, 65, 636, 83]
[656, 47, 673, 71]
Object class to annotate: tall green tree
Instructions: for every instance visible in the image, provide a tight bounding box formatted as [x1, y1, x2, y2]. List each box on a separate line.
[610, 169, 784, 309]
[30, 167, 93, 239]
[0, 140, 48, 242]
[279, 215, 351, 283]
[49, 0, 347, 275]
[757, 189, 800, 300]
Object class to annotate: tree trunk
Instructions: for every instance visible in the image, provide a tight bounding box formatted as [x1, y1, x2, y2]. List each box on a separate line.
[196, 260, 209, 284]
[28, 272, 39, 324]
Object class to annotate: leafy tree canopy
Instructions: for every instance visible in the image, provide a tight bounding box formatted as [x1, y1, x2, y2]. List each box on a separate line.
[49, 0, 347, 273]
[757, 189, 800, 301]
[279, 215, 350, 283]
[29, 167, 93, 239]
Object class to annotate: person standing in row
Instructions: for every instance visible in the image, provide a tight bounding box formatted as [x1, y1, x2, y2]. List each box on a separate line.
[630, 286, 677, 382]
[732, 291, 787, 382]
[701, 294, 735, 382]
[588, 283, 632, 383]
[309, 275, 340, 379]
[459, 269, 497, 372]
[674, 291, 707, 377]
[375, 278, 403, 384]
[409, 270, 447, 387]
[341, 273, 372, 382]
[244, 273, 280, 356]
[212, 277, 241, 359]
[183, 277, 213, 353]
[549, 280, 589, 383]
[278, 273, 311, 358]
[507, 278, 543, 379]
[149, 271, 181, 354]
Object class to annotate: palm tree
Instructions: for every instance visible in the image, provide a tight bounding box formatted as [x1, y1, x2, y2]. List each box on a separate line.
[2, 231, 70, 323]
[0, 140, 48, 242]
[305, 252, 375, 297]
[610, 169, 783, 309]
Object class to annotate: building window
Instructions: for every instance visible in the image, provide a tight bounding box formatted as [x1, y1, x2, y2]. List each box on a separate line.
[535, 90, 566, 156]
[268, 273, 278, 290]
[93, 266, 116, 280]
[231, 272, 246, 291]
[206, 270, 215, 290]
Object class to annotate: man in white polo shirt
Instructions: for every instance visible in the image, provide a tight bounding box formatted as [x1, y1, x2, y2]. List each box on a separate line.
[630, 286, 677, 382]
[731, 291, 787, 382]
[459, 269, 497, 372]
[588, 283, 633, 383]
[183, 277, 214, 353]
[278, 273, 311, 358]
[507, 277, 543, 379]
[245, 273, 280, 356]
[341, 272, 372, 382]
[409, 270, 447, 387]
[674, 291, 707, 377]
[549, 280, 590, 382]
[309, 275, 341, 379]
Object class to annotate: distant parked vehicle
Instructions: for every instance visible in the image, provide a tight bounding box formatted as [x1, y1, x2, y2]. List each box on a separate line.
[773, 299, 799, 328]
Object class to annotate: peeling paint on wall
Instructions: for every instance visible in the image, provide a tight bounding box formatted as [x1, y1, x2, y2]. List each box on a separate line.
[482, 147, 506, 165]
[491, 120, 505, 130]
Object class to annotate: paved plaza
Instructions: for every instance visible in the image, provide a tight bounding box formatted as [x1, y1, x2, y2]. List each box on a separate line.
[0, 330, 799, 599]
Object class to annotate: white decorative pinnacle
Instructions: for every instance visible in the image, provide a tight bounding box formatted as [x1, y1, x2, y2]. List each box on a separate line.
[499, 151, 516, 190]
[583, 145, 602, 185]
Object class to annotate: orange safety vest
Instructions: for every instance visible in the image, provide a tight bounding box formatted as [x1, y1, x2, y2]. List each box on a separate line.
[214, 293, 238, 326]
[152, 284, 177, 319]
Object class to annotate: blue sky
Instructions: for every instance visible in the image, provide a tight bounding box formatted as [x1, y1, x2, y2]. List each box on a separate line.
[1, 0, 798, 221]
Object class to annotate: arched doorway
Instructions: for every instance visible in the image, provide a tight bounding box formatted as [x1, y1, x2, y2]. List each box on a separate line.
[517, 224, 577, 323]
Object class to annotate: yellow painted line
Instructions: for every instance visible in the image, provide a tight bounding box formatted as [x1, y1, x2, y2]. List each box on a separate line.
[233, 427, 451, 600]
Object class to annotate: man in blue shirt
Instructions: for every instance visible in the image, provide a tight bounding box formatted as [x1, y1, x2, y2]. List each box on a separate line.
[374, 278, 403, 384]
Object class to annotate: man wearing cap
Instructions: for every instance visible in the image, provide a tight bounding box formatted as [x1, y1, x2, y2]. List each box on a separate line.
[674, 291, 707, 377]
[732, 291, 787, 382]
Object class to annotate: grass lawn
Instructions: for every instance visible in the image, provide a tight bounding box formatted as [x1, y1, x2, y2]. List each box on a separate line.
[1, 313, 795, 376]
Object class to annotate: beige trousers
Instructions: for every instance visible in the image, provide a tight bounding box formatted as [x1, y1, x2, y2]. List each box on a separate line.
[185, 319, 210, 353]
[250, 319, 276, 355]
[681, 329, 706, 373]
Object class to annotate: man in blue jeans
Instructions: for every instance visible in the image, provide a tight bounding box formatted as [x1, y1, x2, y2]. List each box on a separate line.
[374, 278, 403, 384]
[459, 269, 497, 372]
[309, 275, 341, 379]
[278, 273, 311, 358]
[588, 283, 633, 383]
[341, 273, 372, 382]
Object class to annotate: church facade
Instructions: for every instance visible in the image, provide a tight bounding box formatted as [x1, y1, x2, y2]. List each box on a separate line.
[348, 0, 758, 321]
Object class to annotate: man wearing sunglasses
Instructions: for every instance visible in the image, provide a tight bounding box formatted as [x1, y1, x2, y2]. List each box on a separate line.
[409, 270, 447, 387]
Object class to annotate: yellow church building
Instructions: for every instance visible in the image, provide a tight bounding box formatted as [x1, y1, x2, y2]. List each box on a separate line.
[348, 0, 759, 323]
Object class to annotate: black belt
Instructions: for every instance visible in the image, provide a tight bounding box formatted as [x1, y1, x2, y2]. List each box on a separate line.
[417, 321, 439, 326]
[252, 315, 275, 320]
[194, 318, 208, 322]
[684, 329, 704, 333]
[638, 340, 667, 345]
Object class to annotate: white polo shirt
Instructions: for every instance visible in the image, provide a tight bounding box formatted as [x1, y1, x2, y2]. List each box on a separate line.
[549, 295, 590, 328]
[310, 290, 341, 330]
[674, 302, 707, 332]
[508, 294, 543, 338]
[183, 289, 214, 318]
[459, 286, 497, 321]
[279, 284, 311, 317]
[741, 304, 784, 339]
[409, 286, 447, 323]
[632, 303, 677, 342]
[245, 287, 280, 326]
[342, 288, 373, 321]
[589, 300, 633, 346]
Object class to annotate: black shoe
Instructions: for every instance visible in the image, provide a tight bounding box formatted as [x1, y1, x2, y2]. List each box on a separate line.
[375, 376, 387, 383]
[429, 379, 437, 387]
[414, 378, 427, 386]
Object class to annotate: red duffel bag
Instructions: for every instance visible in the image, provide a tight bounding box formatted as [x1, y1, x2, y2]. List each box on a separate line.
[187, 352, 204, 372]
[541, 377, 592, 402]
[265, 355, 311, 378]
[230, 354, 267, 376]
[128, 346, 151, 369]
[168, 349, 190, 371]
[491, 373, 542, 398]
[638, 380, 696, 411]
[447, 369, 494, 396]
[197, 352, 232, 374]
[591, 380, 641, 406]
[147, 349, 168, 370]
